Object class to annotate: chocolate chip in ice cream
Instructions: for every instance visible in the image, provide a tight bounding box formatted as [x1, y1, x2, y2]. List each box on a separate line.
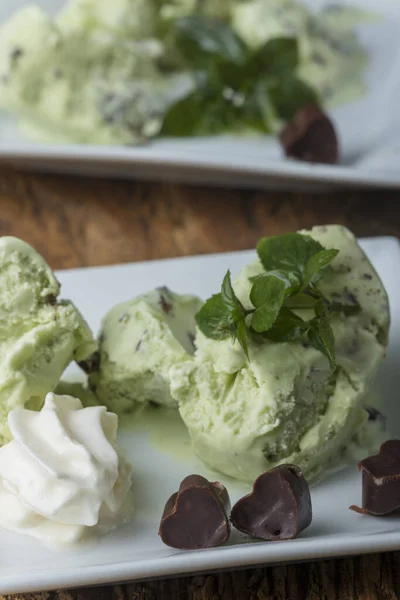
[157, 286, 174, 315]
[279, 103, 339, 164]
[10, 47, 24, 65]
[365, 406, 386, 423]
[187, 332, 196, 352]
[350, 440, 400, 516]
[78, 351, 100, 375]
[230, 465, 312, 541]
[44, 294, 58, 306]
[159, 475, 231, 550]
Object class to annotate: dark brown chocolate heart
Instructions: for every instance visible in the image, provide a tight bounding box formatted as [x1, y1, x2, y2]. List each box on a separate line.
[350, 439, 400, 516]
[159, 474, 231, 550]
[279, 103, 339, 164]
[230, 465, 312, 541]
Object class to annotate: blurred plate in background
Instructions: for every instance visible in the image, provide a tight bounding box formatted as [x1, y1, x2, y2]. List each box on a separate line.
[0, 0, 400, 190]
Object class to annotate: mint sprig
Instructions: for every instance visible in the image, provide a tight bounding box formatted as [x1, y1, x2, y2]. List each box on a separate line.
[256, 233, 325, 283]
[161, 16, 320, 138]
[196, 271, 249, 357]
[250, 275, 287, 333]
[303, 249, 340, 286]
[307, 299, 336, 368]
[196, 233, 360, 366]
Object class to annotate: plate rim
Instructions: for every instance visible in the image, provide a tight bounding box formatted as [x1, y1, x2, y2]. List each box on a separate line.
[1, 143, 400, 189]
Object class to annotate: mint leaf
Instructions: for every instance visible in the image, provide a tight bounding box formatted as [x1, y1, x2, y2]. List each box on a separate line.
[304, 249, 339, 286]
[196, 271, 249, 357]
[174, 16, 247, 66]
[268, 76, 320, 121]
[252, 37, 298, 75]
[250, 275, 286, 333]
[260, 308, 309, 342]
[250, 275, 286, 308]
[285, 293, 318, 310]
[236, 319, 249, 359]
[220, 271, 249, 357]
[308, 301, 336, 368]
[308, 321, 336, 368]
[161, 91, 241, 137]
[221, 269, 242, 315]
[314, 298, 329, 318]
[161, 93, 205, 137]
[257, 233, 324, 282]
[241, 80, 276, 133]
[249, 269, 298, 289]
[195, 293, 233, 340]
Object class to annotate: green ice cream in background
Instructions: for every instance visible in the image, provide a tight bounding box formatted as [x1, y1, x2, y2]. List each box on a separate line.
[0, 4, 191, 145]
[89, 288, 202, 414]
[0, 237, 97, 444]
[169, 226, 390, 483]
[58, 0, 157, 38]
[0, 0, 372, 145]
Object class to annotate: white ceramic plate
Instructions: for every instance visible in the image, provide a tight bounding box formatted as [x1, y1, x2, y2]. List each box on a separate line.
[1, 0, 400, 190]
[0, 236, 399, 595]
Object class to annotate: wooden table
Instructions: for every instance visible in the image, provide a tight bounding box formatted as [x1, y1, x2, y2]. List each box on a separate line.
[0, 166, 399, 600]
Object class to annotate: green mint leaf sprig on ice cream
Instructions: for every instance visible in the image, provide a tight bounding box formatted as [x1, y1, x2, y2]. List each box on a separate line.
[196, 232, 361, 367]
[195, 271, 249, 358]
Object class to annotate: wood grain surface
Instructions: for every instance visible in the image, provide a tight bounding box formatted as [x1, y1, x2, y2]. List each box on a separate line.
[0, 166, 399, 600]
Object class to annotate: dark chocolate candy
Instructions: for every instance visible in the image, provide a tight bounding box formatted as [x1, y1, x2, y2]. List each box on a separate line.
[279, 103, 339, 164]
[350, 440, 400, 516]
[230, 465, 312, 541]
[159, 474, 231, 550]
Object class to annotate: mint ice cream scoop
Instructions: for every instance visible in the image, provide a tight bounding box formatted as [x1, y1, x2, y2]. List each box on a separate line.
[0, 4, 191, 145]
[170, 226, 390, 483]
[0, 237, 96, 444]
[89, 288, 202, 414]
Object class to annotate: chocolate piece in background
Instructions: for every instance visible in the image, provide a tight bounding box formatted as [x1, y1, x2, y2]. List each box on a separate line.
[159, 474, 231, 550]
[350, 439, 400, 516]
[230, 465, 312, 541]
[279, 103, 339, 165]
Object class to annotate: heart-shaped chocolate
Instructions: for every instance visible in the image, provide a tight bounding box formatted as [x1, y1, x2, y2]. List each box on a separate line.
[350, 439, 400, 516]
[159, 474, 231, 550]
[230, 465, 312, 541]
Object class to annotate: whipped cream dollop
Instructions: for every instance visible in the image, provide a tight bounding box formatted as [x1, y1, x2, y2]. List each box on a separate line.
[0, 393, 133, 545]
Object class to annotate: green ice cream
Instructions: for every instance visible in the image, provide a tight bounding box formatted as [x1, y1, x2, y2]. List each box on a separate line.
[0, 4, 191, 145]
[58, 0, 157, 37]
[170, 226, 390, 483]
[89, 288, 202, 414]
[0, 237, 96, 444]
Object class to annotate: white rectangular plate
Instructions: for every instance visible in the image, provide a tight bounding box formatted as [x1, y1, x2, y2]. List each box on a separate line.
[0, 236, 399, 595]
[1, 0, 400, 190]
